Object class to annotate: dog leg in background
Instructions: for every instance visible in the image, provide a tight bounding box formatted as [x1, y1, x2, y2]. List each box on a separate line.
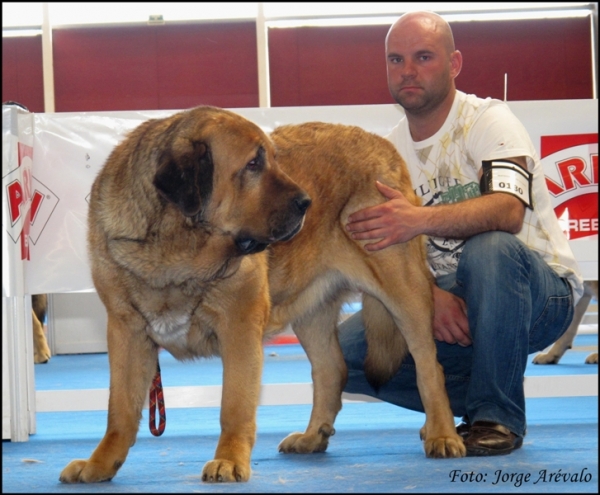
[533, 280, 598, 365]
[32, 294, 51, 364]
[278, 298, 347, 454]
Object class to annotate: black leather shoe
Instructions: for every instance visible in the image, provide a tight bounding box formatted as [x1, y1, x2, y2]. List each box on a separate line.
[464, 421, 523, 456]
[455, 416, 471, 439]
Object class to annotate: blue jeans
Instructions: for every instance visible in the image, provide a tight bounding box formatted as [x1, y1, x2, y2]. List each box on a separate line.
[338, 231, 574, 437]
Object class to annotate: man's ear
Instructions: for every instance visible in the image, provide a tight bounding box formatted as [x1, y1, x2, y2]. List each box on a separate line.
[153, 141, 214, 218]
[450, 50, 462, 80]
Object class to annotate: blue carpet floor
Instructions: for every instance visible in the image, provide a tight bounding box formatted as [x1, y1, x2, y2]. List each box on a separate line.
[3, 335, 598, 493]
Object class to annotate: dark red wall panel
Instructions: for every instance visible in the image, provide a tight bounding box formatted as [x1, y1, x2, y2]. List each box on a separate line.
[154, 23, 258, 110]
[52, 22, 258, 112]
[269, 25, 392, 107]
[269, 17, 593, 106]
[1, 17, 593, 113]
[53, 26, 158, 111]
[2, 36, 45, 112]
[453, 17, 592, 101]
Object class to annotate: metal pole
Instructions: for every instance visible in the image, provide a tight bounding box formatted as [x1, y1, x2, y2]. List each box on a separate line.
[256, 3, 270, 108]
[41, 3, 56, 113]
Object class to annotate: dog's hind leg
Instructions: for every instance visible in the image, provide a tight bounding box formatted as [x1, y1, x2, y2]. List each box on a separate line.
[278, 297, 347, 454]
[60, 311, 158, 483]
[533, 280, 596, 364]
[362, 250, 465, 458]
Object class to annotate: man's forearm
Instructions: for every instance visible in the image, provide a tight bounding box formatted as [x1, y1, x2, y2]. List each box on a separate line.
[420, 192, 525, 239]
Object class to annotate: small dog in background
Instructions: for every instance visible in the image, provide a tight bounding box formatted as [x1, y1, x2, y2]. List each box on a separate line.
[32, 294, 51, 364]
[533, 281, 598, 365]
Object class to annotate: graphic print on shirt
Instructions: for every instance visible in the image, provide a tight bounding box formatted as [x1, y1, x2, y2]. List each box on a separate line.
[413, 142, 481, 276]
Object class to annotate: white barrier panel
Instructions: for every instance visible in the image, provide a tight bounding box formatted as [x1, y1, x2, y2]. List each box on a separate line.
[34, 374, 600, 412]
[2, 101, 598, 296]
[2, 107, 34, 298]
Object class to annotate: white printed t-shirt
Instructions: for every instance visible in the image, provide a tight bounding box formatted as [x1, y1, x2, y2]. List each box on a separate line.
[386, 90, 584, 304]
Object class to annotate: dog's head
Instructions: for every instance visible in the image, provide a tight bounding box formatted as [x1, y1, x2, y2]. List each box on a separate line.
[153, 106, 311, 255]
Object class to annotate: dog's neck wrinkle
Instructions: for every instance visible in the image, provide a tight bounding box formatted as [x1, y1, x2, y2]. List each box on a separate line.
[202, 257, 238, 284]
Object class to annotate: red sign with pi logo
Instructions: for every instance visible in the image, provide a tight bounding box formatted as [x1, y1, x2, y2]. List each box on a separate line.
[542, 134, 598, 240]
[4, 142, 59, 260]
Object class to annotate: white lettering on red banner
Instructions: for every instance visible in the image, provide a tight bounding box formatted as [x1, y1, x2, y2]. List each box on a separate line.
[542, 134, 598, 240]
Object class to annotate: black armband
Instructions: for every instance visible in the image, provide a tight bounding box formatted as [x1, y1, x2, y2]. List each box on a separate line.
[480, 159, 533, 209]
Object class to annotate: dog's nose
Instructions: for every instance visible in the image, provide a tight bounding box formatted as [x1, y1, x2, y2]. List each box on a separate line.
[294, 194, 312, 214]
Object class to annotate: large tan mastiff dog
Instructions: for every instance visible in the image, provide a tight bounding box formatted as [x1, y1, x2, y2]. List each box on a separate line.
[60, 106, 464, 485]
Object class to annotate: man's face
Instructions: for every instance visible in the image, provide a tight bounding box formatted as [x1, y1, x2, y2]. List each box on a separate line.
[386, 18, 458, 116]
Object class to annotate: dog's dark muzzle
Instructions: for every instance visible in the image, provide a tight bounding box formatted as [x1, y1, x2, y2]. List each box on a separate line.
[235, 193, 311, 255]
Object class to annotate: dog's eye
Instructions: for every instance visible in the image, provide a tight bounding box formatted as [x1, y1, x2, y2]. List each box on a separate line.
[245, 147, 265, 172]
[245, 158, 261, 171]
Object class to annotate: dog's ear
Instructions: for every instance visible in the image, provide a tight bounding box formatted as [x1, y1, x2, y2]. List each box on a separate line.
[153, 141, 214, 218]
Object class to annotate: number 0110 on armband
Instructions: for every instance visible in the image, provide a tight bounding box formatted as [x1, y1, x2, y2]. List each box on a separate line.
[480, 159, 533, 209]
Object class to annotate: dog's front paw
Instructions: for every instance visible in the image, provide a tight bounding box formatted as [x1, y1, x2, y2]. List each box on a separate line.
[278, 425, 334, 454]
[201, 459, 250, 482]
[419, 426, 466, 458]
[59, 459, 119, 483]
[532, 352, 560, 364]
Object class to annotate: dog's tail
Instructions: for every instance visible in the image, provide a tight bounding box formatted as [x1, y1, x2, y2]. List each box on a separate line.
[362, 294, 408, 390]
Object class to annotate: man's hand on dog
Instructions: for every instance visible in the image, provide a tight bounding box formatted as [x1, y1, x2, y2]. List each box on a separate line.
[346, 181, 421, 250]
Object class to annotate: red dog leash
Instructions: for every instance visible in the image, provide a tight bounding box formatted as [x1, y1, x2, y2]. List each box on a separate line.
[149, 361, 166, 436]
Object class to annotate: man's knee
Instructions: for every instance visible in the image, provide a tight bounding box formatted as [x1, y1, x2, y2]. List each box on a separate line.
[463, 231, 522, 257]
[458, 232, 526, 279]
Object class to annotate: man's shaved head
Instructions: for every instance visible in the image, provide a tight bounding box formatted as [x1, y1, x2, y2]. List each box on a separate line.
[387, 11, 455, 55]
